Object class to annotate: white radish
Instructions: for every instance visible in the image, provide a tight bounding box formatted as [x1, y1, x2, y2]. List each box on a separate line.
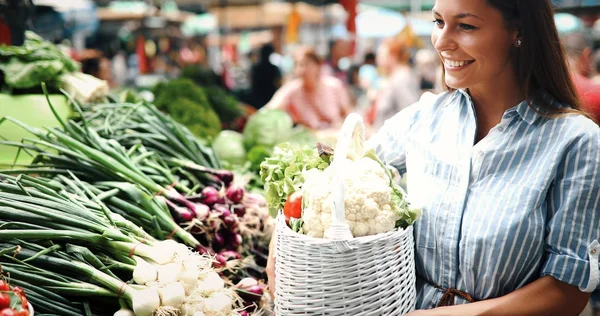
[132, 288, 161, 316]
[203, 291, 233, 314]
[134, 243, 176, 265]
[197, 271, 225, 294]
[132, 256, 158, 285]
[182, 254, 211, 271]
[236, 277, 258, 288]
[157, 262, 183, 284]
[113, 308, 135, 316]
[157, 282, 186, 308]
[180, 268, 201, 293]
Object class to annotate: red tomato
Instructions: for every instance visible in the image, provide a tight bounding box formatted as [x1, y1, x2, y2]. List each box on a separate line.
[283, 191, 303, 222]
[18, 296, 27, 310]
[10, 288, 22, 297]
[0, 295, 9, 309]
[0, 308, 15, 316]
[0, 282, 8, 292]
[14, 309, 28, 316]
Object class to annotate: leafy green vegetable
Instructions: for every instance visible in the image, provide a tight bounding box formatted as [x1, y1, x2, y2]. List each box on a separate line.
[153, 79, 209, 108]
[212, 130, 247, 165]
[362, 149, 422, 229]
[243, 109, 294, 150]
[0, 58, 65, 89]
[169, 98, 222, 140]
[204, 85, 242, 125]
[152, 79, 221, 140]
[259, 143, 330, 216]
[246, 145, 272, 171]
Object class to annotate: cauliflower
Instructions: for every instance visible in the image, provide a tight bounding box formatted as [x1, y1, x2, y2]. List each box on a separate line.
[301, 151, 417, 238]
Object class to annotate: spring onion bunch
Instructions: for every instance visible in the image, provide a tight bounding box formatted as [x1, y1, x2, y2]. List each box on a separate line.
[0, 174, 240, 315]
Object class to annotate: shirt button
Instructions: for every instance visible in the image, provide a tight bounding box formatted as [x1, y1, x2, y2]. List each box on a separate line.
[592, 249, 597, 255]
[478, 151, 484, 156]
[498, 127, 505, 132]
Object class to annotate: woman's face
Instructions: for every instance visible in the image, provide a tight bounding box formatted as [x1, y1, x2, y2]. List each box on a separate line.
[294, 56, 320, 80]
[431, 0, 519, 90]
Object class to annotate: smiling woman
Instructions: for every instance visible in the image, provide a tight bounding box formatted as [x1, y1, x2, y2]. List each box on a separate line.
[363, 0, 600, 315]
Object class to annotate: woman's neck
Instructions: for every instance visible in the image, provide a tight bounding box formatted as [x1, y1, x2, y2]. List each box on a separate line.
[467, 68, 525, 142]
[303, 77, 318, 91]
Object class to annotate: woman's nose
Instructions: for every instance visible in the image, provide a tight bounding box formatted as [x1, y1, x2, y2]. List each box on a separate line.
[432, 26, 456, 53]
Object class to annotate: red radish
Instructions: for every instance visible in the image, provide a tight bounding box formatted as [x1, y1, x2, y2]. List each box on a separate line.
[201, 187, 220, 206]
[0, 295, 9, 309]
[232, 204, 246, 217]
[0, 282, 8, 292]
[226, 185, 244, 204]
[195, 203, 210, 220]
[219, 250, 241, 260]
[1, 309, 15, 316]
[213, 170, 234, 185]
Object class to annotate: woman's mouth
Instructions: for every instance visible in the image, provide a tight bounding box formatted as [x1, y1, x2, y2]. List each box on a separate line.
[444, 59, 475, 70]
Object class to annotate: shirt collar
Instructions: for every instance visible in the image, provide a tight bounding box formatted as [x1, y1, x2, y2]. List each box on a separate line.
[454, 89, 541, 125]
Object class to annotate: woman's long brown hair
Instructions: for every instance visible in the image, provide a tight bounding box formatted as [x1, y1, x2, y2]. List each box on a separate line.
[442, 0, 591, 119]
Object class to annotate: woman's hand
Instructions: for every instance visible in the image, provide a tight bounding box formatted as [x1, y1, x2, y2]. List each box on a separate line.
[266, 230, 277, 300]
[406, 311, 433, 316]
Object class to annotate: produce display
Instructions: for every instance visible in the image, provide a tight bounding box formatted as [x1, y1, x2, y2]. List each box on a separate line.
[261, 142, 421, 237]
[212, 109, 315, 194]
[152, 78, 244, 141]
[0, 32, 108, 103]
[0, 87, 274, 314]
[0, 279, 31, 316]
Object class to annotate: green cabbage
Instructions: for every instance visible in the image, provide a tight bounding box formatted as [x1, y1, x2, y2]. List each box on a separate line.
[242, 109, 294, 150]
[212, 130, 247, 166]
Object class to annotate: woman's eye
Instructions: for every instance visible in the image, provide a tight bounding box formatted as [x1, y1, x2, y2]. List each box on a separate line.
[433, 19, 444, 27]
[459, 24, 477, 31]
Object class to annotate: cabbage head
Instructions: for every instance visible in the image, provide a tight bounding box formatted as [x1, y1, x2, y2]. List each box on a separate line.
[242, 109, 294, 150]
[212, 130, 247, 166]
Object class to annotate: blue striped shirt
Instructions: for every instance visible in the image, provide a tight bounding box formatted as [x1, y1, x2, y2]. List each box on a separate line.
[368, 90, 600, 309]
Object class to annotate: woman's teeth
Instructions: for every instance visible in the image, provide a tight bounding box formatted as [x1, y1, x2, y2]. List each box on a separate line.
[445, 60, 474, 67]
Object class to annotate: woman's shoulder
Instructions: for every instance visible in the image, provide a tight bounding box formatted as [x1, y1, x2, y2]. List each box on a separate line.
[385, 90, 456, 123]
[535, 93, 600, 142]
[320, 75, 345, 89]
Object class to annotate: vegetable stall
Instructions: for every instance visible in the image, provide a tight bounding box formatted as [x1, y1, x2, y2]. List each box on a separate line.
[0, 32, 276, 315]
[0, 30, 421, 315]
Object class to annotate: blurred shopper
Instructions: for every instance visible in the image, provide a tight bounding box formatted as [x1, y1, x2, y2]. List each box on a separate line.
[322, 38, 351, 84]
[561, 30, 600, 123]
[415, 48, 441, 93]
[368, 37, 420, 129]
[265, 47, 352, 130]
[250, 43, 282, 109]
[359, 51, 380, 92]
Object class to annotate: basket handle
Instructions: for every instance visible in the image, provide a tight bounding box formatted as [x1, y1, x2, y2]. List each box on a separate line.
[325, 113, 365, 241]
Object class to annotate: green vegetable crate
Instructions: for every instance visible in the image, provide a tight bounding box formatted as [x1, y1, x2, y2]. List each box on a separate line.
[0, 93, 71, 167]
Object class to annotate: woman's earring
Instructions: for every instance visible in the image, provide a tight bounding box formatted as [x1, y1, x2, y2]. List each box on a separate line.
[515, 39, 523, 47]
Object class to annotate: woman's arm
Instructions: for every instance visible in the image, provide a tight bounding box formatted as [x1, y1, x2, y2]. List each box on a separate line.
[264, 83, 290, 110]
[408, 276, 589, 316]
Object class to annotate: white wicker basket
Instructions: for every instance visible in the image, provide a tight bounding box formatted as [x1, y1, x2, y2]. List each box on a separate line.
[274, 113, 416, 315]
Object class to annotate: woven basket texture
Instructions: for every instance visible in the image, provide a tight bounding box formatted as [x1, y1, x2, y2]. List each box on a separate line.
[273, 113, 417, 315]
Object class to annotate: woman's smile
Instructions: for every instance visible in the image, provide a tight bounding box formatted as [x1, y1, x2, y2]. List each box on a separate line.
[442, 58, 476, 71]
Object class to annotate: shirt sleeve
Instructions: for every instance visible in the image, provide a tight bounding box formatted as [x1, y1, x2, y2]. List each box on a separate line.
[541, 126, 600, 292]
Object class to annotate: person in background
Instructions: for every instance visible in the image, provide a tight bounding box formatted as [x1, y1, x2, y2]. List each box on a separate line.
[250, 43, 282, 109]
[414, 48, 441, 93]
[592, 50, 600, 85]
[264, 47, 352, 130]
[359, 52, 380, 92]
[561, 30, 600, 123]
[347, 64, 367, 110]
[368, 36, 421, 130]
[322, 38, 351, 84]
